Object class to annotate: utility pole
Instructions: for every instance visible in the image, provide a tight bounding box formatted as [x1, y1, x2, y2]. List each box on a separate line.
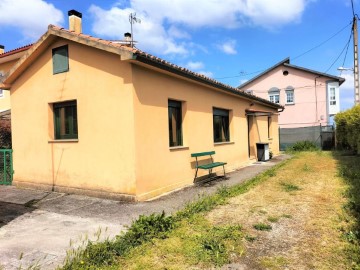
[353, 16, 360, 105]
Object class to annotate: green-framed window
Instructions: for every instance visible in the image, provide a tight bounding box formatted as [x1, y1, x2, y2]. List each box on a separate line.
[213, 108, 230, 143]
[168, 100, 182, 147]
[52, 45, 69, 74]
[54, 101, 78, 139]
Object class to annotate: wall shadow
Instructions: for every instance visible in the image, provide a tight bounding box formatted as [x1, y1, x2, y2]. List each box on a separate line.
[332, 151, 360, 249]
[0, 201, 35, 228]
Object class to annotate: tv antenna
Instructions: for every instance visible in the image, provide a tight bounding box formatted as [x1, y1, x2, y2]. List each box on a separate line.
[129, 13, 141, 47]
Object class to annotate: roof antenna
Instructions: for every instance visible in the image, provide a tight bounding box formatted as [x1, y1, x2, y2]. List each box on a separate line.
[129, 13, 141, 48]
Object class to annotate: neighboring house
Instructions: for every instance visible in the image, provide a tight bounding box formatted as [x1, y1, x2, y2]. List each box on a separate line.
[0, 44, 32, 115]
[239, 58, 345, 128]
[0, 10, 283, 201]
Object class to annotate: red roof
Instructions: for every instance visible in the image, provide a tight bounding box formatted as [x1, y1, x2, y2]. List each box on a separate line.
[0, 44, 33, 58]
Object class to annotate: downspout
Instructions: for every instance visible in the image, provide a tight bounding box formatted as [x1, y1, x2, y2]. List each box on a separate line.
[314, 75, 321, 124]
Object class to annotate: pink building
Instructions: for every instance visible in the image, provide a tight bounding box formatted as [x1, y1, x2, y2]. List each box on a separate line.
[239, 58, 345, 128]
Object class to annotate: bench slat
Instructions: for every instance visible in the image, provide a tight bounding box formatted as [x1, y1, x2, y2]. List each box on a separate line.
[197, 162, 227, 169]
[191, 151, 215, 157]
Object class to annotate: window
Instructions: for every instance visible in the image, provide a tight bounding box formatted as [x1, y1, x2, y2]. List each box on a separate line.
[268, 87, 280, 104]
[168, 100, 182, 147]
[330, 87, 336, 105]
[54, 101, 78, 139]
[285, 86, 294, 104]
[52, 45, 69, 74]
[213, 108, 230, 143]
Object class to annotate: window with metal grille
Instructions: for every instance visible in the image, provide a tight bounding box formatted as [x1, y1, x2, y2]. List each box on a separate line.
[54, 100, 78, 139]
[168, 100, 182, 147]
[213, 108, 230, 143]
[52, 45, 69, 74]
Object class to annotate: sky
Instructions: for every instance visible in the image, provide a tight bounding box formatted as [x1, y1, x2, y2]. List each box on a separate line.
[0, 0, 358, 110]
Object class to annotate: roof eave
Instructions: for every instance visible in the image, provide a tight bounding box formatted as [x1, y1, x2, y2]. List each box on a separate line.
[133, 53, 283, 110]
[238, 57, 290, 89]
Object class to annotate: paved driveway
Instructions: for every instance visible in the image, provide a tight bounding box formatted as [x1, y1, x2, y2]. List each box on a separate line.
[0, 155, 289, 269]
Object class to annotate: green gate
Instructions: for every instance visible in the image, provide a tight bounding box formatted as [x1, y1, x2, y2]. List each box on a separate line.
[0, 149, 13, 185]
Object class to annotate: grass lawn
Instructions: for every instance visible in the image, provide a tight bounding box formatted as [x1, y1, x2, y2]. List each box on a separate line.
[61, 151, 360, 270]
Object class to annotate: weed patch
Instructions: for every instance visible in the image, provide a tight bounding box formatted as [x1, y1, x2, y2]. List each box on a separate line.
[253, 223, 272, 231]
[280, 182, 301, 192]
[267, 216, 279, 223]
[260, 256, 288, 269]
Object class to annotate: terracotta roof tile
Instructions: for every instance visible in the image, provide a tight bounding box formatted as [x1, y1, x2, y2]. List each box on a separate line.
[0, 44, 33, 58]
[4, 25, 282, 109]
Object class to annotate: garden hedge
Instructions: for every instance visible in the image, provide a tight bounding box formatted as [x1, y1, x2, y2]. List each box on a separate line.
[334, 105, 360, 154]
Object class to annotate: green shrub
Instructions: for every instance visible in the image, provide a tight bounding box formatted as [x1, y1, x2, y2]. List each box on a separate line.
[288, 140, 318, 152]
[335, 105, 360, 154]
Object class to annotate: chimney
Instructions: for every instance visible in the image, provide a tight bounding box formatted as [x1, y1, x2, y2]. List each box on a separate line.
[0, 45, 4, 54]
[68, 9, 82, 34]
[124, 32, 132, 46]
[124, 32, 131, 42]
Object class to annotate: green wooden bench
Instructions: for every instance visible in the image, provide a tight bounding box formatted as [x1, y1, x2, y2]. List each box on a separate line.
[191, 151, 227, 181]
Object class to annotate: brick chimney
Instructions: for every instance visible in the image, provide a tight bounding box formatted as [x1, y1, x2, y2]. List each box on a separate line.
[68, 10, 82, 34]
[0, 45, 4, 54]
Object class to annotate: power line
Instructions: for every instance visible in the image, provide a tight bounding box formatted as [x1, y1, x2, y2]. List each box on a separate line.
[324, 28, 353, 73]
[214, 22, 352, 81]
[292, 21, 352, 61]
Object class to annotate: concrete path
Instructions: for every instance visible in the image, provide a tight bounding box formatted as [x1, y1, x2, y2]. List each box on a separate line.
[0, 155, 289, 270]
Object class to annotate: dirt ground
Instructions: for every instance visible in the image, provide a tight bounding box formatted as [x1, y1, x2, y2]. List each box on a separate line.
[207, 152, 350, 269]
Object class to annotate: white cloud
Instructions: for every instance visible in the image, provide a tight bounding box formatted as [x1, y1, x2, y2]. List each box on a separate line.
[339, 72, 354, 92]
[0, 0, 63, 40]
[129, 0, 308, 29]
[90, 0, 310, 56]
[168, 26, 191, 39]
[186, 61, 204, 70]
[218, 40, 237, 55]
[339, 72, 355, 110]
[89, 5, 188, 55]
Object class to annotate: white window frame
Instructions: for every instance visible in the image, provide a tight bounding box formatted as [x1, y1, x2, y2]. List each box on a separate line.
[285, 86, 295, 104]
[330, 87, 336, 105]
[268, 87, 280, 104]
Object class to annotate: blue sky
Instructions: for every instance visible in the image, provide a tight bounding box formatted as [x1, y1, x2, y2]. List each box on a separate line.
[0, 0, 357, 110]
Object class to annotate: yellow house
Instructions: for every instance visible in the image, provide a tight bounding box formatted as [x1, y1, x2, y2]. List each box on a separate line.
[1, 11, 283, 201]
[0, 44, 32, 116]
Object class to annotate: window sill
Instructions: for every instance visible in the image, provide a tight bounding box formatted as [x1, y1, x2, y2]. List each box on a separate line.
[214, 141, 234, 146]
[169, 146, 189, 151]
[48, 139, 79, 143]
[285, 103, 295, 106]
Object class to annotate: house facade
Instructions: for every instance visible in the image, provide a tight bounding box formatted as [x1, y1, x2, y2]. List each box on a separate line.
[1, 11, 283, 201]
[239, 58, 345, 128]
[0, 44, 32, 114]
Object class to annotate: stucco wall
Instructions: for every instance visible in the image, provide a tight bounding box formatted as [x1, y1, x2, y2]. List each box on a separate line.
[10, 37, 280, 201]
[131, 65, 279, 200]
[11, 39, 137, 198]
[243, 66, 330, 128]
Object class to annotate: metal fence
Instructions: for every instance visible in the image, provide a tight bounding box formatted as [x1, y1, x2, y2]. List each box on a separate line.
[279, 125, 335, 151]
[0, 149, 13, 185]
